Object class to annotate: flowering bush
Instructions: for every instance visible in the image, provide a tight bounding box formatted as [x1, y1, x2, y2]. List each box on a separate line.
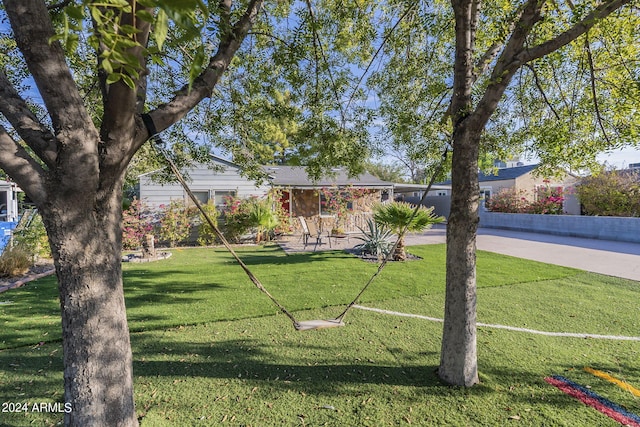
[158, 200, 192, 247]
[221, 195, 254, 242]
[269, 188, 293, 235]
[528, 185, 564, 215]
[319, 186, 369, 232]
[220, 195, 278, 243]
[122, 198, 153, 249]
[576, 171, 640, 217]
[485, 188, 529, 213]
[487, 184, 564, 215]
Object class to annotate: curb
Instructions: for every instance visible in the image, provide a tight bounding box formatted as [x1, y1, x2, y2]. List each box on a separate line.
[0, 269, 56, 294]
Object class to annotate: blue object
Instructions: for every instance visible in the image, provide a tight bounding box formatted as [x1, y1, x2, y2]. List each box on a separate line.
[0, 221, 18, 255]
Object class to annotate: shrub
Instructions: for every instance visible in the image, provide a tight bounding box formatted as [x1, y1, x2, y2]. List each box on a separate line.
[122, 198, 153, 250]
[221, 195, 253, 243]
[353, 218, 393, 260]
[487, 185, 564, 215]
[527, 185, 564, 215]
[196, 200, 219, 246]
[576, 171, 640, 217]
[486, 188, 529, 213]
[222, 195, 279, 243]
[158, 200, 192, 247]
[0, 245, 32, 277]
[12, 213, 51, 260]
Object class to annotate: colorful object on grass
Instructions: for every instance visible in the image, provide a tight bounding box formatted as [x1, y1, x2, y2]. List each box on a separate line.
[584, 367, 640, 398]
[545, 375, 640, 427]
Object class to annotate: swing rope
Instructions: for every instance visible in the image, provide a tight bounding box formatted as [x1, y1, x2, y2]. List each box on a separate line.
[142, 115, 301, 327]
[142, 113, 448, 331]
[333, 148, 448, 323]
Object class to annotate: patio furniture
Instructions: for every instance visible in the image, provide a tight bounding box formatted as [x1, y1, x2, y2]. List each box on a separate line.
[298, 216, 328, 249]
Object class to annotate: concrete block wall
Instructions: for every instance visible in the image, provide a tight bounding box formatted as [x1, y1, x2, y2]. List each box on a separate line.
[479, 210, 640, 243]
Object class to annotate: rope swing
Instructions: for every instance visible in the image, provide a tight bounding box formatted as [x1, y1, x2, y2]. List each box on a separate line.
[142, 114, 447, 331]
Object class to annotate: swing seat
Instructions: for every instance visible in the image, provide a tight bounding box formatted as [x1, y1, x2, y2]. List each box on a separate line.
[294, 319, 345, 331]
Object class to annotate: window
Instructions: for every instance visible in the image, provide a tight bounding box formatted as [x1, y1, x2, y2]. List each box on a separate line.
[479, 188, 492, 206]
[190, 191, 209, 205]
[213, 190, 236, 208]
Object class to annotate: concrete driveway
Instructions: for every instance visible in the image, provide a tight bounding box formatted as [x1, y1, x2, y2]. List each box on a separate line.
[405, 225, 640, 282]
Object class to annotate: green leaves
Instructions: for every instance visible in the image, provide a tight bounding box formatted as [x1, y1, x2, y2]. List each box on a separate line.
[373, 201, 444, 235]
[49, 0, 209, 90]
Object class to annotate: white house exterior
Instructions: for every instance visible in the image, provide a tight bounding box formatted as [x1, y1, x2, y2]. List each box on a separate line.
[138, 156, 270, 209]
[0, 180, 21, 222]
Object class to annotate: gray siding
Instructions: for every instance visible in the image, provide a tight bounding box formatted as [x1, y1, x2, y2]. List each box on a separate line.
[139, 162, 269, 209]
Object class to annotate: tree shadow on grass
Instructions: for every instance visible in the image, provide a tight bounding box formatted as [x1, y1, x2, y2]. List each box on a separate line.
[130, 337, 495, 397]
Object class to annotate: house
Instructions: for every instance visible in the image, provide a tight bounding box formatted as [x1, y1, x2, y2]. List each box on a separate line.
[264, 165, 394, 231]
[0, 179, 21, 222]
[473, 164, 579, 214]
[138, 157, 394, 232]
[407, 164, 580, 217]
[138, 156, 271, 210]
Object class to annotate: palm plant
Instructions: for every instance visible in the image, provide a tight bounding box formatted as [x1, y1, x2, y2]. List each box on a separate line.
[248, 198, 279, 243]
[373, 201, 444, 261]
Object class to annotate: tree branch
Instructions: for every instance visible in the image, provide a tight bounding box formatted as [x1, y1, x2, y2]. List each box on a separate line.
[100, 2, 152, 162]
[304, 0, 345, 124]
[518, 0, 633, 65]
[345, 1, 419, 112]
[0, 126, 47, 205]
[584, 31, 611, 144]
[524, 63, 561, 120]
[490, 0, 545, 81]
[0, 70, 57, 168]
[4, 0, 94, 136]
[140, 0, 265, 146]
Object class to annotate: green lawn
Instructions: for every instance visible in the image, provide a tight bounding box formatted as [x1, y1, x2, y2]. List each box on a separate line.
[1, 244, 639, 426]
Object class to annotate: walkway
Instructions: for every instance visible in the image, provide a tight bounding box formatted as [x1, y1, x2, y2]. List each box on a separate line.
[278, 225, 640, 282]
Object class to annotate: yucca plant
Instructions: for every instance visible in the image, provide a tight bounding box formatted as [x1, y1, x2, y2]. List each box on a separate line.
[353, 218, 394, 260]
[373, 201, 444, 261]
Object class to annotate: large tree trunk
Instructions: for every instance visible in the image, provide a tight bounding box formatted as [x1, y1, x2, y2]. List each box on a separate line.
[439, 125, 480, 387]
[42, 185, 137, 427]
[438, 0, 480, 387]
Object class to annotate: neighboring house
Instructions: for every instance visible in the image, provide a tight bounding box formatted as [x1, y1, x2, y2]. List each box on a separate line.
[473, 164, 579, 214]
[419, 164, 580, 217]
[471, 164, 556, 200]
[0, 179, 21, 222]
[138, 157, 394, 232]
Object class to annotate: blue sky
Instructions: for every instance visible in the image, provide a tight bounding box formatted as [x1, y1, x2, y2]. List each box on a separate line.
[596, 147, 640, 169]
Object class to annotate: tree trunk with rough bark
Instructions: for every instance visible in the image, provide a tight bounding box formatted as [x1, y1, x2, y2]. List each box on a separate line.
[43, 184, 137, 426]
[439, 125, 480, 387]
[1, 1, 264, 424]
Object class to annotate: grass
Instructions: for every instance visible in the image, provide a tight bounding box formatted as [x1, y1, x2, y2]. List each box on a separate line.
[0, 244, 639, 426]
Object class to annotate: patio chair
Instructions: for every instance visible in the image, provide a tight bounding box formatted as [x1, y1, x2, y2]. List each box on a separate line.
[298, 216, 327, 249]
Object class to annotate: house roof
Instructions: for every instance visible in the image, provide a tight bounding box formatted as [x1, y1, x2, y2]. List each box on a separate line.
[478, 164, 538, 182]
[439, 164, 539, 185]
[263, 166, 393, 189]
